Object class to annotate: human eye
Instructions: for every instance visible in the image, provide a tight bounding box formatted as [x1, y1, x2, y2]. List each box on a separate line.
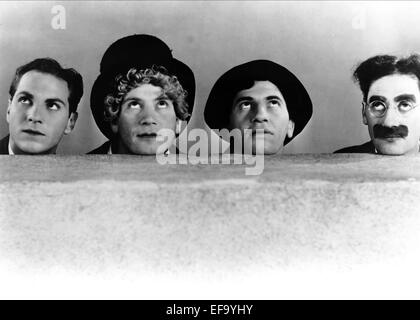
[238, 101, 252, 110]
[398, 100, 415, 112]
[268, 99, 281, 108]
[18, 96, 31, 106]
[128, 101, 141, 109]
[156, 100, 169, 109]
[47, 102, 61, 111]
[369, 101, 386, 112]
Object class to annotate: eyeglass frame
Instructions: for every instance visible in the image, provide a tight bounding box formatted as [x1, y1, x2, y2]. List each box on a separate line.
[362, 97, 419, 118]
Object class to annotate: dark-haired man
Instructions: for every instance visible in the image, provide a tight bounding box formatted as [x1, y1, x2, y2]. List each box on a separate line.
[335, 54, 420, 155]
[204, 60, 312, 155]
[0, 58, 83, 155]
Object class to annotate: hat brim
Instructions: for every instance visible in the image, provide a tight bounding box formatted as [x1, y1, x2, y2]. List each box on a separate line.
[91, 58, 195, 140]
[204, 59, 312, 145]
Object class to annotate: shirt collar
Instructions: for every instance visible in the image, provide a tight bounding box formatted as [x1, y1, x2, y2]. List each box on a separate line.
[8, 142, 14, 155]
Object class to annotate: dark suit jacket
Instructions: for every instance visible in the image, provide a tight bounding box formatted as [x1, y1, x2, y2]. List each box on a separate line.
[334, 141, 375, 154]
[87, 141, 111, 154]
[0, 135, 9, 155]
[87, 140, 179, 155]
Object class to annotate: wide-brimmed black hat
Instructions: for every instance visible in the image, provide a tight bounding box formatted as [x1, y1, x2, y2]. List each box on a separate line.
[91, 34, 196, 139]
[204, 59, 312, 145]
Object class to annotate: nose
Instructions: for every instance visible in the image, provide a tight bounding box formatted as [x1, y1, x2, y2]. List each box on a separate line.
[252, 103, 269, 123]
[139, 105, 157, 126]
[26, 104, 43, 124]
[381, 104, 401, 127]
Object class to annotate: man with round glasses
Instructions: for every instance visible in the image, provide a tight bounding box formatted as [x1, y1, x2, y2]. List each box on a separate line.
[335, 54, 420, 155]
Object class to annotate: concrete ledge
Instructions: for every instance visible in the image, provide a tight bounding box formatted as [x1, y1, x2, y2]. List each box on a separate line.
[1, 154, 420, 296]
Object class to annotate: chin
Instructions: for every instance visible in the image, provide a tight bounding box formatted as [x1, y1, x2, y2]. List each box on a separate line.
[129, 142, 159, 155]
[374, 140, 408, 156]
[251, 142, 279, 155]
[18, 142, 52, 155]
[131, 147, 157, 155]
[263, 149, 279, 155]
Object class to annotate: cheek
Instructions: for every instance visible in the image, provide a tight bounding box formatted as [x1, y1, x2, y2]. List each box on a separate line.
[49, 115, 70, 135]
[118, 112, 136, 132]
[8, 109, 23, 123]
[229, 111, 248, 129]
[405, 118, 420, 137]
[271, 110, 290, 133]
[160, 110, 177, 130]
[365, 115, 378, 129]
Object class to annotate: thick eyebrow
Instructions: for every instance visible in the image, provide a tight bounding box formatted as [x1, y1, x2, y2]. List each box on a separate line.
[265, 95, 283, 101]
[16, 91, 66, 106]
[368, 95, 386, 104]
[122, 96, 142, 104]
[16, 91, 34, 99]
[122, 94, 171, 105]
[233, 96, 253, 105]
[156, 93, 170, 100]
[394, 94, 416, 102]
[46, 98, 66, 106]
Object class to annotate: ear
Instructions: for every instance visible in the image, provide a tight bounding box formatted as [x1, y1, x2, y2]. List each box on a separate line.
[6, 98, 11, 124]
[362, 102, 368, 125]
[64, 112, 78, 135]
[111, 118, 119, 135]
[286, 119, 295, 138]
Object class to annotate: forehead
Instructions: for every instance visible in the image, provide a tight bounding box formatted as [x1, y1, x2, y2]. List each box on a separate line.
[125, 83, 164, 99]
[368, 74, 420, 99]
[235, 80, 284, 99]
[16, 71, 69, 101]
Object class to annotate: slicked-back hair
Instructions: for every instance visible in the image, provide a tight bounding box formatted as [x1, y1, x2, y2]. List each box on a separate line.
[9, 58, 83, 115]
[353, 54, 420, 101]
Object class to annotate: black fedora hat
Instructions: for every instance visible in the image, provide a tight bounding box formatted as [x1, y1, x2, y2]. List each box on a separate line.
[204, 59, 312, 145]
[91, 34, 196, 139]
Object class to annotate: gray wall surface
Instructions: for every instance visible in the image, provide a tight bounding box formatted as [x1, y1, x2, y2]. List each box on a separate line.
[2, 154, 420, 299]
[1, 1, 419, 154]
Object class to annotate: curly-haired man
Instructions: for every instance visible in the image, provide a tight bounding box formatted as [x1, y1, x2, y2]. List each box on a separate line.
[88, 34, 195, 155]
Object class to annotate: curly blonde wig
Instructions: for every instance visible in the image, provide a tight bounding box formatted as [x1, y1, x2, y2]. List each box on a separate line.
[104, 65, 189, 122]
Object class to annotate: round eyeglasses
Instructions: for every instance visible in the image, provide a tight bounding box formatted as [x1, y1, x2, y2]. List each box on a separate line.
[366, 100, 419, 118]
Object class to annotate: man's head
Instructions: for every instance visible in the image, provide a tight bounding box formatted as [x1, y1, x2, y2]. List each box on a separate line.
[354, 54, 420, 155]
[204, 60, 312, 155]
[6, 58, 83, 154]
[90, 35, 196, 151]
[229, 80, 294, 154]
[104, 66, 189, 154]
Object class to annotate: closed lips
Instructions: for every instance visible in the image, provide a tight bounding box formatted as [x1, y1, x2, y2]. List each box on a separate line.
[138, 133, 157, 137]
[251, 128, 273, 135]
[22, 129, 45, 136]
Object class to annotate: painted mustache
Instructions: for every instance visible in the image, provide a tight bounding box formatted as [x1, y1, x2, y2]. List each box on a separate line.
[373, 124, 408, 139]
